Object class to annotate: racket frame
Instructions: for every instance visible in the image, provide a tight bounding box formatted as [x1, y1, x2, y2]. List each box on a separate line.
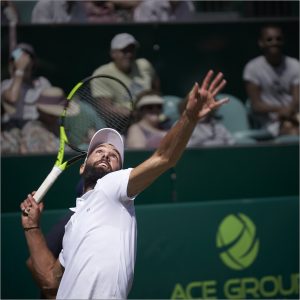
[34, 74, 132, 203]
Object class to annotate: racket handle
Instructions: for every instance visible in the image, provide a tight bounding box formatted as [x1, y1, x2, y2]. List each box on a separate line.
[34, 166, 63, 203]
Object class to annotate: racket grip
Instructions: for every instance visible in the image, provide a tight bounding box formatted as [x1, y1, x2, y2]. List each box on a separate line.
[34, 166, 63, 203]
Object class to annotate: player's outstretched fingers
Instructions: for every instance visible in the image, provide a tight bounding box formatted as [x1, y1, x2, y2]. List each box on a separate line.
[189, 82, 199, 100]
[208, 72, 224, 93]
[212, 97, 230, 110]
[212, 79, 227, 97]
[200, 70, 214, 90]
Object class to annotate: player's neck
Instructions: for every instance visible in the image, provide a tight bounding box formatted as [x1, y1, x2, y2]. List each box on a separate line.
[83, 185, 95, 193]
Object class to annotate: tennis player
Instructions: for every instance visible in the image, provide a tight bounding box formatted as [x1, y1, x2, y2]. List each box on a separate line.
[20, 70, 228, 299]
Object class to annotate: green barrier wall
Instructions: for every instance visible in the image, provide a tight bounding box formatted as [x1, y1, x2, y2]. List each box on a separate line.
[2, 144, 299, 212]
[175, 144, 299, 202]
[1, 196, 298, 299]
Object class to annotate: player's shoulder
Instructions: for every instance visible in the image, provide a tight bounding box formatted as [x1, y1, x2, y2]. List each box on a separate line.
[102, 168, 132, 181]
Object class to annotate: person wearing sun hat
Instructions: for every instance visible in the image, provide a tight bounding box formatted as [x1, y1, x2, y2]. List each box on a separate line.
[36, 86, 79, 116]
[126, 90, 167, 148]
[1, 86, 70, 154]
[20, 70, 229, 299]
[18, 87, 79, 154]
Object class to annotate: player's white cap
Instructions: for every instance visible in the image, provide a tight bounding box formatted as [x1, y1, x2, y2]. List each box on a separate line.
[86, 128, 124, 165]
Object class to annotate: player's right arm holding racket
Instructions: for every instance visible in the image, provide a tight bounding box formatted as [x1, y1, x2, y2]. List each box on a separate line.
[20, 195, 63, 299]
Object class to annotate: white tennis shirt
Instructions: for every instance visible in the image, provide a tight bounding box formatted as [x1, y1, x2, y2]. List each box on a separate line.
[57, 168, 137, 299]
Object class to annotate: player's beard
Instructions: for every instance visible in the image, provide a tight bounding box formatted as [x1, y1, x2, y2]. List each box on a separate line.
[82, 163, 110, 191]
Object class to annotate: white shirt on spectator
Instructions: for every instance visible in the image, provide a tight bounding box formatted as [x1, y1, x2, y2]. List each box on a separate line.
[134, 0, 195, 22]
[31, 0, 72, 23]
[1, 76, 51, 124]
[243, 55, 300, 127]
[187, 120, 235, 147]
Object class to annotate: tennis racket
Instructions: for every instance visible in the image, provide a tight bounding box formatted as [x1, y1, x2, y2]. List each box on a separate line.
[34, 74, 133, 203]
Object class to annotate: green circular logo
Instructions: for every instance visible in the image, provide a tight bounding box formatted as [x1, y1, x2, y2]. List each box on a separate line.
[216, 213, 259, 270]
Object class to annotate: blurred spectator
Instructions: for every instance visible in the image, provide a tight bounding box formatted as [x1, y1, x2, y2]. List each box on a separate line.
[111, 0, 139, 22]
[162, 95, 182, 129]
[83, 1, 119, 23]
[133, 0, 195, 22]
[1, 43, 51, 130]
[1, 0, 19, 25]
[91, 33, 160, 127]
[92, 33, 160, 101]
[1, 87, 79, 154]
[32, 0, 85, 23]
[186, 115, 235, 147]
[178, 98, 235, 147]
[243, 24, 299, 137]
[1, 127, 20, 154]
[31, 0, 124, 23]
[64, 99, 106, 150]
[126, 90, 167, 149]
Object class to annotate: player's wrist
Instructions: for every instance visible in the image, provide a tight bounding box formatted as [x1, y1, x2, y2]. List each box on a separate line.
[23, 226, 40, 232]
[183, 109, 198, 123]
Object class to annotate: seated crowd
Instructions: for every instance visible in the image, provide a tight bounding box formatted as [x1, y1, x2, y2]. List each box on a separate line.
[1, 0, 196, 25]
[1, 23, 299, 154]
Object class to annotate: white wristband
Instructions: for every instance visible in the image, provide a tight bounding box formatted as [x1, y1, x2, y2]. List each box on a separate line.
[15, 69, 24, 77]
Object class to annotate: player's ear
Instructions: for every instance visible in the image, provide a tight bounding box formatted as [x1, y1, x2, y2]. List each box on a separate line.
[79, 163, 85, 175]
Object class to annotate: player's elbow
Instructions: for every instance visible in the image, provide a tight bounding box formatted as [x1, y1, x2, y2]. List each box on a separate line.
[26, 258, 62, 297]
[154, 152, 177, 169]
[40, 286, 58, 299]
[40, 272, 61, 296]
[37, 272, 60, 299]
[164, 155, 177, 168]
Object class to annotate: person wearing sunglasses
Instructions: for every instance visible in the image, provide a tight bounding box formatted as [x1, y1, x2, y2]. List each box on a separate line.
[243, 24, 299, 137]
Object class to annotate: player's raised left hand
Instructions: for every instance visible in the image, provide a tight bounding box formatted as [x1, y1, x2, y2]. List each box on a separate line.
[186, 70, 229, 121]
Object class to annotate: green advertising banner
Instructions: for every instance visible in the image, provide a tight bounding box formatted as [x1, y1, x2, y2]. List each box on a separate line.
[1, 196, 298, 299]
[130, 196, 299, 299]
